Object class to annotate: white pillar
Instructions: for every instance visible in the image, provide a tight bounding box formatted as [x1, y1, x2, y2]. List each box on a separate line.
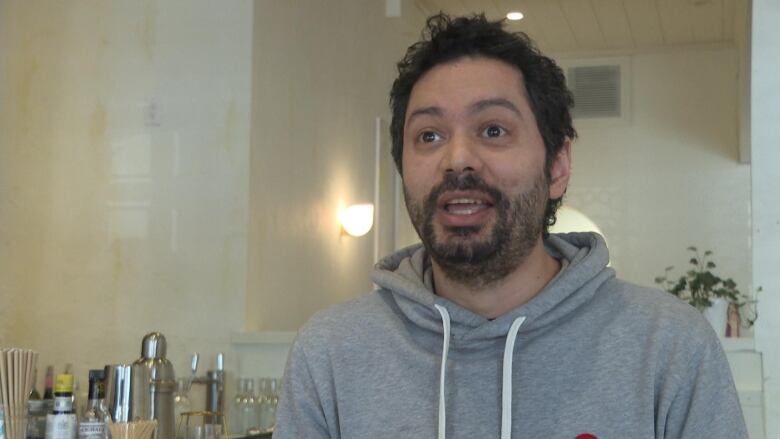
[751, 0, 780, 437]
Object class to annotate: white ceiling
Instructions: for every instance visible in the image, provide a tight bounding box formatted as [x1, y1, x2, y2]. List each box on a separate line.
[412, 0, 747, 53]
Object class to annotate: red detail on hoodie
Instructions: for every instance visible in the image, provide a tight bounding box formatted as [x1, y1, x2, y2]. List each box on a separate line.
[576, 435, 597, 439]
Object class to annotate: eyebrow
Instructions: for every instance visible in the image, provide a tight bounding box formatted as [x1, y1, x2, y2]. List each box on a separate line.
[406, 106, 443, 124]
[406, 97, 522, 125]
[470, 98, 521, 116]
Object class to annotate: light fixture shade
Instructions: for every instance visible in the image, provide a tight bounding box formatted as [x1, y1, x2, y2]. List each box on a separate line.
[550, 206, 604, 237]
[339, 203, 374, 237]
[506, 11, 524, 21]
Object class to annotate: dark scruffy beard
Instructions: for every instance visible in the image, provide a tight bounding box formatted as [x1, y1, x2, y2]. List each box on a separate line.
[404, 171, 548, 289]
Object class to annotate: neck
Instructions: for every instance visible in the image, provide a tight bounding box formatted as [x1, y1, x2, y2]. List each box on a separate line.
[431, 237, 561, 319]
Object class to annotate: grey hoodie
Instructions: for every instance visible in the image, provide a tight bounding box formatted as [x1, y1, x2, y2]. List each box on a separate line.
[274, 232, 747, 439]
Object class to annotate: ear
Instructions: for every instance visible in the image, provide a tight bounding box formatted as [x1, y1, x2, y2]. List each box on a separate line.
[548, 138, 572, 200]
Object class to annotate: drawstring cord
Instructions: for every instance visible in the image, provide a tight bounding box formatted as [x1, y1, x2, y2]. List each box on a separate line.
[433, 304, 526, 439]
[501, 316, 526, 439]
[434, 304, 451, 439]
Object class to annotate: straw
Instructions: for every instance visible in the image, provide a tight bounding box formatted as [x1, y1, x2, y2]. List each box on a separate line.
[23, 352, 31, 402]
[15, 349, 21, 439]
[1, 350, 9, 439]
[15, 349, 21, 411]
[108, 420, 157, 439]
[11, 350, 16, 439]
[0, 350, 9, 437]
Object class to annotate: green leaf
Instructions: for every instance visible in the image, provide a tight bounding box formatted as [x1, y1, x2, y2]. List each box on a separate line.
[687, 246, 697, 251]
[704, 250, 713, 256]
[706, 261, 716, 269]
[700, 271, 718, 287]
[689, 258, 699, 265]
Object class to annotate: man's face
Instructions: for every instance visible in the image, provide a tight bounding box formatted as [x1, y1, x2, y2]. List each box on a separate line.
[401, 56, 570, 287]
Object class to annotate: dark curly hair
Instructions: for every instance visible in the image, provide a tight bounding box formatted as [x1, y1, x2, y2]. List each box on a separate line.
[389, 13, 576, 231]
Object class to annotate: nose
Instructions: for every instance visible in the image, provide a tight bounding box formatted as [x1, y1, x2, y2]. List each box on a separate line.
[441, 132, 482, 174]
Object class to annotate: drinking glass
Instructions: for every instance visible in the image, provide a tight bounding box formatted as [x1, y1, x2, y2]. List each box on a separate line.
[177, 412, 226, 439]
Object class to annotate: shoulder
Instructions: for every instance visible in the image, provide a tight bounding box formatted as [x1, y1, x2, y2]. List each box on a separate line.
[600, 278, 708, 326]
[594, 278, 717, 350]
[591, 279, 730, 386]
[291, 290, 398, 356]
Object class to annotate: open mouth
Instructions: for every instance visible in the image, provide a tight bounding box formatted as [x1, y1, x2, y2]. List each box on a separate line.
[444, 198, 492, 215]
[437, 191, 495, 227]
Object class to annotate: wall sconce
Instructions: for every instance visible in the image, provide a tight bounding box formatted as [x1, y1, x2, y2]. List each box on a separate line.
[339, 203, 374, 237]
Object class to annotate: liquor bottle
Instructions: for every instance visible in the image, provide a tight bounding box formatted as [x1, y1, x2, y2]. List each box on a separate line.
[77, 370, 107, 439]
[27, 368, 47, 439]
[43, 367, 55, 400]
[30, 368, 41, 400]
[42, 366, 56, 421]
[45, 374, 77, 439]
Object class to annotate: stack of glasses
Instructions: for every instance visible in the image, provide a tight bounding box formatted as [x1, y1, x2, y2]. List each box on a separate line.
[229, 377, 281, 436]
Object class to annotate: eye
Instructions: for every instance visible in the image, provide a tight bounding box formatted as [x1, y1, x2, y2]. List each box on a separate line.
[482, 125, 506, 138]
[419, 130, 443, 143]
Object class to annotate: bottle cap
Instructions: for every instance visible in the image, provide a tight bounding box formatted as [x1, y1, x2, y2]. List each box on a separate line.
[54, 374, 74, 393]
[88, 369, 105, 382]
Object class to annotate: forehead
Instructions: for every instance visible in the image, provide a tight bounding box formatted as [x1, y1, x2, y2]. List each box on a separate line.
[406, 56, 529, 118]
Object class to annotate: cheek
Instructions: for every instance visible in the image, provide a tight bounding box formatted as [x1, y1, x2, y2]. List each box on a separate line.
[490, 168, 547, 205]
[487, 161, 532, 191]
[483, 146, 547, 191]
[401, 169, 428, 205]
[402, 148, 435, 199]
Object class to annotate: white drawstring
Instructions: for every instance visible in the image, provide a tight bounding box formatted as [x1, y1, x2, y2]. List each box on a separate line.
[434, 304, 451, 439]
[500, 316, 526, 439]
[433, 306, 525, 439]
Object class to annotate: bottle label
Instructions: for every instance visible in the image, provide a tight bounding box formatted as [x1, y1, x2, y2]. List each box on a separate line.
[53, 397, 72, 413]
[78, 422, 106, 439]
[45, 414, 77, 439]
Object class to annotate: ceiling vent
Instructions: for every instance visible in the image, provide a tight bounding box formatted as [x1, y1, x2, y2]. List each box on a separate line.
[559, 57, 630, 124]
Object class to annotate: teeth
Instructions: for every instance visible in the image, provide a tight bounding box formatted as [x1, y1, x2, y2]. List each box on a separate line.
[447, 198, 484, 205]
[445, 199, 489, 215]
[443, 197, 490, 215]
[449, 205, 482, 215]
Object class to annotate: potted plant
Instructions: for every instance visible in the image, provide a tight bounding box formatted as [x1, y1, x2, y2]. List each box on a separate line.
[654, 246, 758, 336]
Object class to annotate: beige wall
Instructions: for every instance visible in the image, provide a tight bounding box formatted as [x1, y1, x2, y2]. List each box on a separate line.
[0, 0, 252, 390]
[246, 0, 420, 331]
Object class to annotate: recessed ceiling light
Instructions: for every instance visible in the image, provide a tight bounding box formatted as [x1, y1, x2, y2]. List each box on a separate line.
[506, 11, 524, 21]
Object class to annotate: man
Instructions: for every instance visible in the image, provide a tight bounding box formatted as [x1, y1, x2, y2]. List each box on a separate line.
[274, 14, 747, 439]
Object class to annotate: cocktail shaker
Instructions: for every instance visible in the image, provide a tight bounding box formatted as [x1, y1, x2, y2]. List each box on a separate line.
[131, 332, 176, 439]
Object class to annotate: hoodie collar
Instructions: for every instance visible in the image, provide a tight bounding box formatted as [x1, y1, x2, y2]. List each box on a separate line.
[372, 232, 614, 344]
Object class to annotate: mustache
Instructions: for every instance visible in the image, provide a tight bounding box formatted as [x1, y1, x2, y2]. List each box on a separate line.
[424, 172, 505, 211]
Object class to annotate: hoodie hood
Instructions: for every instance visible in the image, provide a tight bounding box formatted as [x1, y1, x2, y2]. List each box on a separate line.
[372, 231, 615, 345]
